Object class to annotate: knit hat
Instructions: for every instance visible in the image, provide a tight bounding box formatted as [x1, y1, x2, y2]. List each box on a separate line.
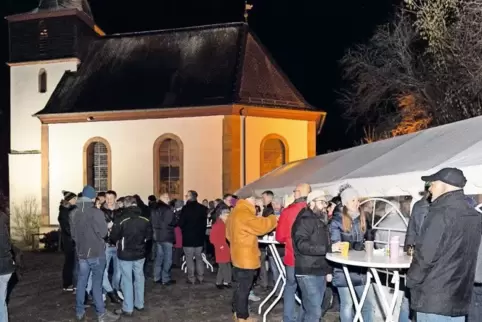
[62, 190, 77, 202]
[81, 185, 96, 200]
[340, 186, 359, 206]
[307, 190, 329, 204]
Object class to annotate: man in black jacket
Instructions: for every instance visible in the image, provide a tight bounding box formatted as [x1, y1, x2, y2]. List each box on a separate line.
[178, 190, 208, 284]
[151, 193, 176, 285]
[110, 196, 152, 317]
[407, 168, 482, 321]
[58, 190, 77, 291]
[292, 189, 332, 322]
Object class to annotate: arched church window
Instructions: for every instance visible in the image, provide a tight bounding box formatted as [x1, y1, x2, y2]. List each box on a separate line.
[39, 69, 47, 93]
[153, 134, 183, 200]
[83, 137, 111, 192]
[260, 134, 289, 176]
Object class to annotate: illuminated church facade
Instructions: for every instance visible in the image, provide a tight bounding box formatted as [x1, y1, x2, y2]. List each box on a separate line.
[6, 0, 325, 228]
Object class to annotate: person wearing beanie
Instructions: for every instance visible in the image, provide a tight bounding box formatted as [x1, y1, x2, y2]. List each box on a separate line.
[292, 189, 333, 321]
[58, 190, 77, 292]
[329, 184, 373, 322]
[71, 185, 119, 322]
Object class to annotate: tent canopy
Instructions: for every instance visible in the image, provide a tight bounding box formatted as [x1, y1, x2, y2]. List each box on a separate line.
[236, 116, 482, 198]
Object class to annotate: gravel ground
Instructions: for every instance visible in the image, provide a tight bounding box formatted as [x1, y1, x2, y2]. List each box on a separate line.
[8, 252, 339, 322]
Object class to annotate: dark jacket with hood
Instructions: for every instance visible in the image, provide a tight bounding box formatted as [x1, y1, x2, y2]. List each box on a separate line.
[71, 197, 108, 260]
[407, 190, 482, 316]
[110, 206, 152, 261]
[178, 200, 208, 247]
[292, 207, 332, 276]
[58, 201, 76, 251]
[150, 201, 176, 243]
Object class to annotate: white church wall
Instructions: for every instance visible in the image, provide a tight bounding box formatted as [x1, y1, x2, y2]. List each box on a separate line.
[8, 154, 42, 231]
[10, 60, 78, 152]
[245, 117, 309, 185]
[48, 116, 224, 224]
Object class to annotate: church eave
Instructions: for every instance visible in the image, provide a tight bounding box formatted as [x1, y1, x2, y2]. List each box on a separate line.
[5, 8, 95, 29]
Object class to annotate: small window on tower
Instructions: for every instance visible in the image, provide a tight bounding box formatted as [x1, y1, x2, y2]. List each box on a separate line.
[38, 69, 47, 93]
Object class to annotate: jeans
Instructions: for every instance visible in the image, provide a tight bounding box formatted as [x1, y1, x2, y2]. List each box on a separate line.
[284, 265, 300, 322]
[216, 263, 232, 285]
[296, 275, 326, 322]
[62, 246, 76, 288]
[105, 246, 120, 290]
[468, 284, 482, 322]
[0, 273, 11, 322]
[417, 312, 464, 322]
[183, 246, 204, 283]
[338, 285, 373, 322]
[154, 242, 173, 283]
[119, 258, 145, 313]
[400, 293, 411, 322]
[232, 267, 256, 319]
[76, 257, 106, 317]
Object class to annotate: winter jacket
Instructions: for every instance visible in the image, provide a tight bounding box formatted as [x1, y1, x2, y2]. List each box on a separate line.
[101, 205, 123, 246]
[58, 202, 76, 251]
[71, 197, 108, 260]
[330, 209, 372, 287]
[404, 198, 430, 250]
[150, 201, 176, 243]
[178, 200, 208, 247]
[110, 206, 152, 261]
[0, 212, 14, 276]
[275, 198, 307, 266]
[407, 190, 482, 316]
[226, 200, 277, 269]
[209, 220, 230, 263]
[292, 207, 332, 276]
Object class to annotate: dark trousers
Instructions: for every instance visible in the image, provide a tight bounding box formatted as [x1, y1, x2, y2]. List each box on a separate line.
[173, 247, 183, 268]
[62, 246, 76, 288]
[232, 267, 256, 319]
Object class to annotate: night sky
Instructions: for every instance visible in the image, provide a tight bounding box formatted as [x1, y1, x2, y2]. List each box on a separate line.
[0, 0, 398, 194]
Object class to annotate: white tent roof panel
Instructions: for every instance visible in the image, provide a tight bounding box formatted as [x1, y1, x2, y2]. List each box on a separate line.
[236, 116, 482, 198]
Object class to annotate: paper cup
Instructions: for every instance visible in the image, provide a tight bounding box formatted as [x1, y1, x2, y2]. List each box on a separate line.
[340, 242, 349, 257]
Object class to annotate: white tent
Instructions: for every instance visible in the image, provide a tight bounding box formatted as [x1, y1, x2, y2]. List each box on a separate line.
[236, 115, 482, 198]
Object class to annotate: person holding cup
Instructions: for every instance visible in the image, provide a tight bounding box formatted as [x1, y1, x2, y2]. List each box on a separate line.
[329, 185, 373, 322]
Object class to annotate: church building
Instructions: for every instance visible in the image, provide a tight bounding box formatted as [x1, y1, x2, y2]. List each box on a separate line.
[6, 0, 325, 228]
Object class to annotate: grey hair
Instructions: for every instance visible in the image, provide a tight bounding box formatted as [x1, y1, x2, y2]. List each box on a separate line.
[272, 195, 283, 206]
[123, 196, 137, 208]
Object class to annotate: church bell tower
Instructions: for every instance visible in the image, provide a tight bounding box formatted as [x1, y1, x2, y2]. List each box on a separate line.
[5, 0, 103, 225]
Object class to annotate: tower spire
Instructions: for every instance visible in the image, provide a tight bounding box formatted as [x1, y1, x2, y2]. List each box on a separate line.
[244, 1, 253, 23]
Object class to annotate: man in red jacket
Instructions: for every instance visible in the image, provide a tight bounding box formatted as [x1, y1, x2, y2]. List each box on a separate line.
[275, 183, 311, 322]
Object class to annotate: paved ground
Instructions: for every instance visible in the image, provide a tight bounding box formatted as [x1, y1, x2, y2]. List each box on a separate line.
[8, 252, 339, 321]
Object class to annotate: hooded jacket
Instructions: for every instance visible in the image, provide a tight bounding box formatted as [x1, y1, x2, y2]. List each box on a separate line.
[110, 206, 152, 261]
[226, 200, 277, 269]
[71, 197, 108, 260]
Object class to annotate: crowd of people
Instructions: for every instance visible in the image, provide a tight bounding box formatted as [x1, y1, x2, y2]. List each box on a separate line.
[0, 166, 478, 321]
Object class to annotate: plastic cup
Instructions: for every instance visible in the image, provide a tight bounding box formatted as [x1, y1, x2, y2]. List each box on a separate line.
[340, 242, 350, 257]
[365, 241, 374, 257]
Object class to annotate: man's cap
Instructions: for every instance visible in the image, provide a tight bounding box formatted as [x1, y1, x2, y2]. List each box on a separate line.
[307, 190, 330, 204]
[421, 167, 467, 188]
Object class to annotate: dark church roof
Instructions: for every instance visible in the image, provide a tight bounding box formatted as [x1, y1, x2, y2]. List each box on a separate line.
[32, 0, 93, 20]
[37, 22, 314, 115]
